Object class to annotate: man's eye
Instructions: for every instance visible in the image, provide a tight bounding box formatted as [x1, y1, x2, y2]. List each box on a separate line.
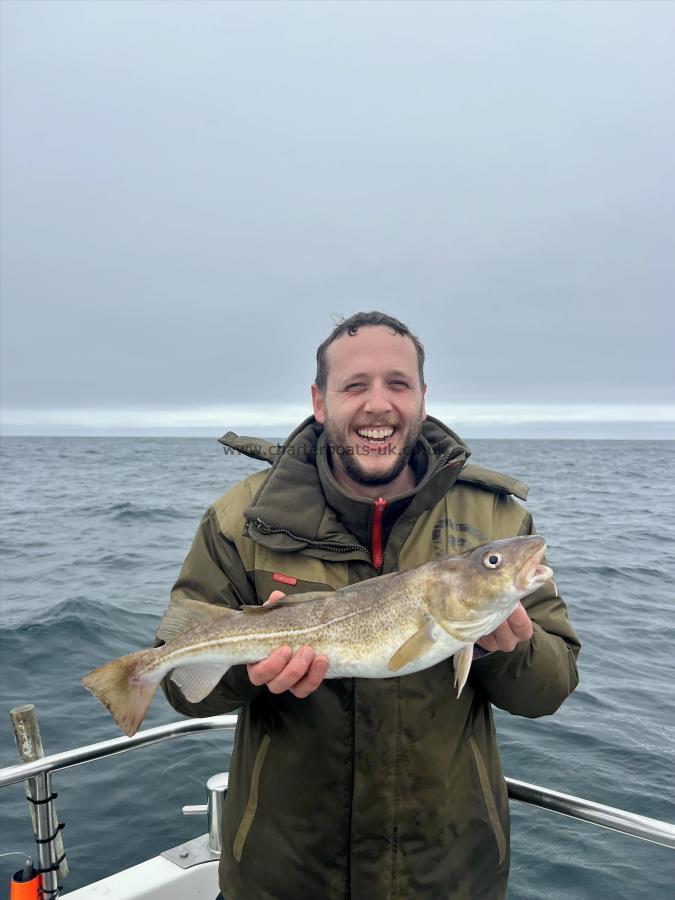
[345, 383, 365, 391]
[390, 381, 409, 389]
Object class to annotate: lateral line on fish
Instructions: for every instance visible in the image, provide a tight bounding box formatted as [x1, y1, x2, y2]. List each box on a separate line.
[164, 605, 378, 658]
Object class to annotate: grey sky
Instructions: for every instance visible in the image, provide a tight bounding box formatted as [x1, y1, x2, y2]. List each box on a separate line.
[1, 0, 674, 435]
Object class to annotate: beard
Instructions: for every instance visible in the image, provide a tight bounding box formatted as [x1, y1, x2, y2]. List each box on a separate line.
[323, 415, 425, 487]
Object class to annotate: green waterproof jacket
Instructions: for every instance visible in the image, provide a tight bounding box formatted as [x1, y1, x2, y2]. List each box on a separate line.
[158, 417, 580, 900]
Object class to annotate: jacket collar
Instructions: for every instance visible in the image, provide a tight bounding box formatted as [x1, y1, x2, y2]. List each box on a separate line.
[235, 416, 470, 555]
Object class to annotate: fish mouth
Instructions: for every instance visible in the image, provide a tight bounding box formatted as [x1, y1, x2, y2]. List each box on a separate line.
[517, 542, 553, 589]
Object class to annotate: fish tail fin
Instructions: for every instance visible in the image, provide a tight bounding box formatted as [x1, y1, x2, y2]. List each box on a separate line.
[82, 649, 161, 737]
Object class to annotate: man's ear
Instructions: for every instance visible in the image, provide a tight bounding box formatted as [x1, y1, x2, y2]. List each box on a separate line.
[421, 383, 427, 420]
[311, 384, 325, 423]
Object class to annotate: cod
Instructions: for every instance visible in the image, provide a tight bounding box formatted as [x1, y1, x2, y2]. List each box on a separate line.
[83, 535, 552, 736]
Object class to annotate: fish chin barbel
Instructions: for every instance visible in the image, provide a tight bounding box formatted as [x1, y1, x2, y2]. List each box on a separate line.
[83, 535, 553, 736]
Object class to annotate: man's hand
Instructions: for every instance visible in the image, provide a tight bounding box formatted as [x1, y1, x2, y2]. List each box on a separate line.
[247, 591, 329, 698]
[476, 602, 533, 653]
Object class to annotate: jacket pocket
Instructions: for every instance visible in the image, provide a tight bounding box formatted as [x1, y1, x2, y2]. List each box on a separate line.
[468, 735, 507, 866]
[233, 733, 271, 862]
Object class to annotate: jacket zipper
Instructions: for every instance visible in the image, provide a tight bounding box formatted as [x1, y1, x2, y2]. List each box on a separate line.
[371, 497, 387, 571]
[431, 445, 460, 476]
[253, 518, 368, 555]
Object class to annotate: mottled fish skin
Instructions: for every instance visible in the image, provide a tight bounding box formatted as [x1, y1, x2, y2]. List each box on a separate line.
[82, 535, 553, 736]
[154, 568, 436, 679]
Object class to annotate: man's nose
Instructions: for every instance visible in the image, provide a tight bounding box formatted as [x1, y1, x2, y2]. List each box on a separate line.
[364, 384, 393, 415]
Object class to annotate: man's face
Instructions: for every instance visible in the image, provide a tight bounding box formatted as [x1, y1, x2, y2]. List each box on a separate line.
[311, 326, 427, 488]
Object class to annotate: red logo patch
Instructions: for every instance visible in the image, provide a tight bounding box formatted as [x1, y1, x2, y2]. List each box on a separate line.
[272, 572, 298, 586]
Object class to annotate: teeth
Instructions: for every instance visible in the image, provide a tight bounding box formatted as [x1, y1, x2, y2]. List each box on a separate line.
[357, 427, 394, 440]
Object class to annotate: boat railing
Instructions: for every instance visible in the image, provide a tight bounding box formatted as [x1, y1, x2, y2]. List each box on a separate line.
[2, 713, 674, 899]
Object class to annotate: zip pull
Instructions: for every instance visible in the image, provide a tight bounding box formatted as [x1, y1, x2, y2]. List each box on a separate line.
[371, 497, 388, 571]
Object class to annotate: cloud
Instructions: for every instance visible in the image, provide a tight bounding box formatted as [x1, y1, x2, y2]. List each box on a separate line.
[1, 2, 674, 415]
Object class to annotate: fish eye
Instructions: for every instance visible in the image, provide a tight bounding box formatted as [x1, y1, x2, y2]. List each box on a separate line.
[482, 551, 502, 570]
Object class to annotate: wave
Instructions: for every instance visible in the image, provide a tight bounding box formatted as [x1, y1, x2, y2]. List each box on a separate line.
[79, 500, 185, 523]
[0, 596, 158, 643]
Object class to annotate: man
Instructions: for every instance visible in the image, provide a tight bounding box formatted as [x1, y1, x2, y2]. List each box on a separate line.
[158, 312, 580, 900]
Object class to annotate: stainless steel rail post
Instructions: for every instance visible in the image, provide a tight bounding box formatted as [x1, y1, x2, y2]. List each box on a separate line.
[182, 772, 229, 854]
[10, 705, 67, 897]
[32, 770, 61, 898]
[206, 773, 228, 854]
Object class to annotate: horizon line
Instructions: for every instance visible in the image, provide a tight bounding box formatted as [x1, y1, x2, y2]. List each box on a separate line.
[1, 403, 674, 439]
[1, 402, 674, 427]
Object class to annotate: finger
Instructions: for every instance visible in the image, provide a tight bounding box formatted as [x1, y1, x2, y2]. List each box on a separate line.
[506, 603, 533, 641]
[247, 646, 292, 686]
[264, 590, 286, 606]
[490, 621, 519, 653]
[477, 604, 534, 654]
[477, 622, 516, 653]
[265, 646, 315, 694]
[476, 632, 500, 653]
[290, 655, 329, 699]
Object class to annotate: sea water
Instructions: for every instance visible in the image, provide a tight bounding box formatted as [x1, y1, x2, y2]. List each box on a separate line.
[0, 436, 673, 898]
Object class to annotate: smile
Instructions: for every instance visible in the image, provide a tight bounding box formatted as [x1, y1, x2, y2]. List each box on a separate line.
[356, 427, 395, 442]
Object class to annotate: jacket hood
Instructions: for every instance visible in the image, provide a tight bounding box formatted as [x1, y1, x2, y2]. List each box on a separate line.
[220, 416, 471, 556]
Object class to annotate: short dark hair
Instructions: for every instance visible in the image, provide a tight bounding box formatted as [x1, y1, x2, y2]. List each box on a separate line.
[314, 311, 425, 391]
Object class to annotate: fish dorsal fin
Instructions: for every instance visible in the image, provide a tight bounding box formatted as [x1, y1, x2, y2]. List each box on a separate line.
[242, 591, 334, 614]
[387, 617, 437, 672]
[157, 597, 237, 644]
[170, 663, 229, 702]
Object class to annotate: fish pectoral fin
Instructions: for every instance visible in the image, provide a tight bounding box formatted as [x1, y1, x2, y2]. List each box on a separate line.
[453, 644, 474, 698]
[157, 598, 237, 643]
[170, 663, 229, 702]
[387, 619, 437, 672]
[242, 591, 334, 614]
